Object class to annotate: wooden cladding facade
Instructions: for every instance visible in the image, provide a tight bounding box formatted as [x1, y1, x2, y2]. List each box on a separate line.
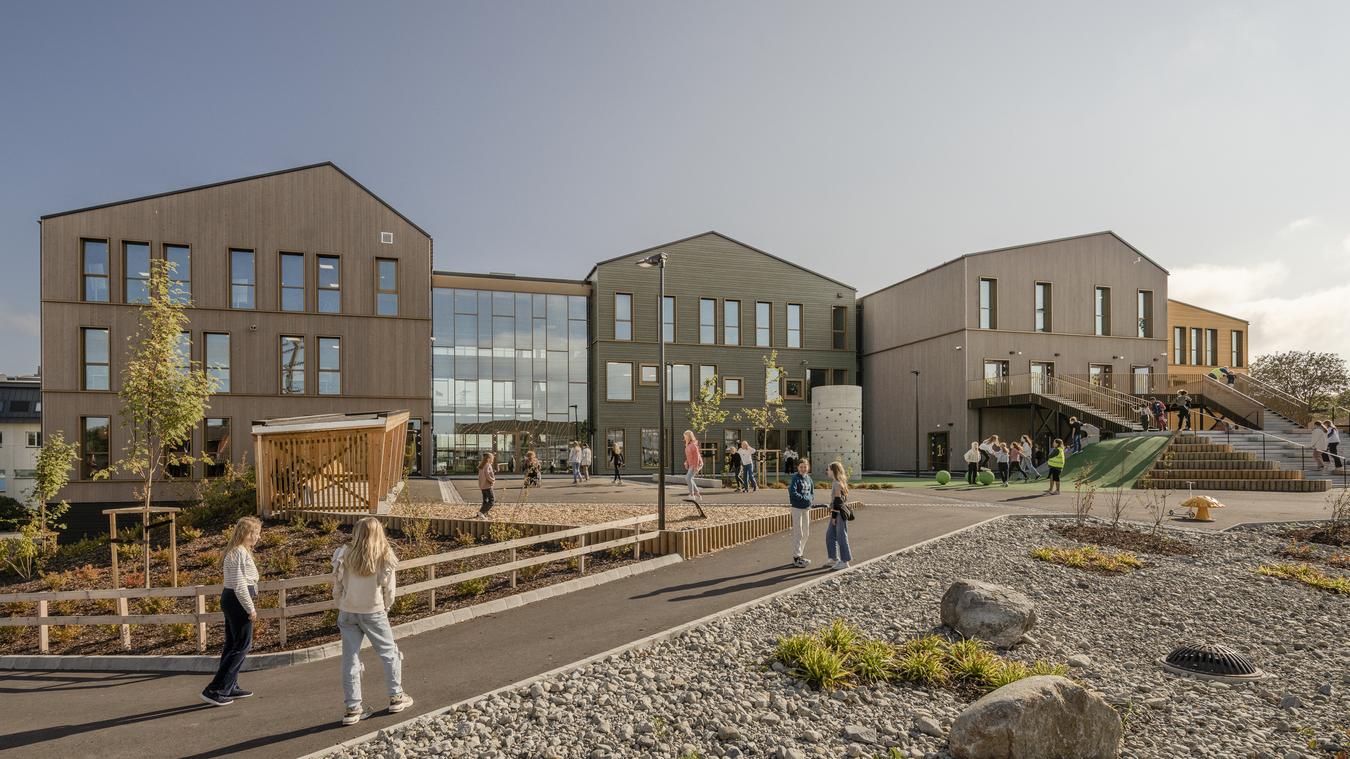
[40, 164, 432, 508]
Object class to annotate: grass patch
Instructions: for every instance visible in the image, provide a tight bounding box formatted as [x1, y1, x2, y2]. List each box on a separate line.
[1257, 563, 1350, 594]
[1030, 545, 1144, 574]
[771, 622, 1065, 692]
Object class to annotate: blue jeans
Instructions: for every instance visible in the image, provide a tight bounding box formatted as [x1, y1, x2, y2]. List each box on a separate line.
[206, 588, 253, 694]
[571, 462, 581, 483]
[338, 610, 403, 710]
[826, 517, 851, 562]
[1070, 433, 1082, 453]
[739, 463, 757, 491]
[686, 466, 700, 497]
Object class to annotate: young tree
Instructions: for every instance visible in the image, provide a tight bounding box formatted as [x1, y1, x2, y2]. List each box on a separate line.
[735, 351, 790, 476]
[1250, 351, 1350, 406]
[96, 259, 217, 587]
[0, 434, 78, 580]
[687, 376, 729, 442]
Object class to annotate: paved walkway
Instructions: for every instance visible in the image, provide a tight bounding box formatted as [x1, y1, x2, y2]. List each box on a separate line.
[1, 502, 1018, 758]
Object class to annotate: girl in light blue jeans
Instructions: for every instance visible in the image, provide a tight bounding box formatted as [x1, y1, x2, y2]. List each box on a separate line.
[333, 517, 413, 726]
[825, 461, 853, 570]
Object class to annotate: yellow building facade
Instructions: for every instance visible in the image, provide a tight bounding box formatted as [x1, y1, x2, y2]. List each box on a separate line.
[1167, 299, 1249, 375]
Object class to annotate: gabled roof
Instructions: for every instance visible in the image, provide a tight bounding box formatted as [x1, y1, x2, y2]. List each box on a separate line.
[861, 230, 1167, 300]
[1168, 298, 1249, 324]
[585, 231, 856, 290]
[39, 162, 431, 239]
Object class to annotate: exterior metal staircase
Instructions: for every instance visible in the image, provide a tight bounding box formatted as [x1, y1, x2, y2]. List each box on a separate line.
[1141, 433, 1329, 492]
[968, 373, 1143, 433]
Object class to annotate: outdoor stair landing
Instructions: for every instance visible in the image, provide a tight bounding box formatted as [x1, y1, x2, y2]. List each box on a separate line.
[1140, 434, 1329, 492]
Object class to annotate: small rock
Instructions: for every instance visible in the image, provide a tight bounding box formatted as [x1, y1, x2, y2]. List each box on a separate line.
[843, 725, 878, 744]
[717, 724, 742, 742]
[1067, 654, 1092, 669]
[914, 715, 944, 738]
[1318, 683, 1334, 696]
[1279, 694, 1304, 710]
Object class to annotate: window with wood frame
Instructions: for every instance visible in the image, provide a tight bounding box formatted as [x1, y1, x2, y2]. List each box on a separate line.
[614, 293, 633, 341]
[318, 255, 341, 313]
[82, 239, 109, 302]
[82, 327, 110, 390]
[831, 306, 847, 349]
[280, 252, 305, 312]
[787, 303, 802, 348]
[376, 258, 398, 316]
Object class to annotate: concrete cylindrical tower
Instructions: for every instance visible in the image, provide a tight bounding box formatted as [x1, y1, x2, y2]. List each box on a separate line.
[811, 385, 862, 481]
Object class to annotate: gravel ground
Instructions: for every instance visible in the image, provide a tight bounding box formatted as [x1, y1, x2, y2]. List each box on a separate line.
[393, 501, 791, 528]
[334, 516, 1350, 759]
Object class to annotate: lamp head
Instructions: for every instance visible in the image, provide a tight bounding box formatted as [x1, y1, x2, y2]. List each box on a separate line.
[636, 252, 668, 268]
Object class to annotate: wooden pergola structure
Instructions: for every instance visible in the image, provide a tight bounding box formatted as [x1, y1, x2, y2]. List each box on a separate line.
[252, 410, 410, 517]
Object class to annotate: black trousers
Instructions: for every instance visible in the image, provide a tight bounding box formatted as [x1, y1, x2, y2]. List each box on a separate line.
[966, 463, 978, 484]
[612, 464, 622, 482]
[479, 488, 495, 514]
[1330, 442, 1342, 468]
[997, 462, 1009, 483]
[207, 588, 253, 694]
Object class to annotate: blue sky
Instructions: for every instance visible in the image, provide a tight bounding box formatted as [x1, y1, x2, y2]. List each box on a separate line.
[3, 1, 1349, 374]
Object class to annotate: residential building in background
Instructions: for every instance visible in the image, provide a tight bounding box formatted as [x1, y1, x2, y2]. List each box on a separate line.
[1167, 299, 1248, 375]
[0, 378, 42, 502]
[431, 272, 591, 474]
[39, 163, 432, 526]
[860, 232, 1169, 472]
[588, 232, 857, 475]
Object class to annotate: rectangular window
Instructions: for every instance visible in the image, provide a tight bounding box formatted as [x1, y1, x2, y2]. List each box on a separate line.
[1095, 287, 1111, 336]
[1137, 290, 1154, 338]
[641, 429, 660, 468]
[318, 336, 341, 395]
[978, 278, 997, 329]
[230, 249, 255, 309]
[614, 293, 633, 341]
[175, 331, 192, 375]
[756, 302, 771, 347]
[1231, 330, 1244, 368]
[638, 364, 659, 386]
[782, 377, 804, 399]
[82, 327, 110, 390]
[165, 244, 190, 304]
[280, 253, 305, 312]
[1132, 366, 1152, 394]
[124, 242, 151, 304]
[376, 258, 399, 316]
[1190, 327, 1202, 365]
[166, 435, 191, 479]
[82, 239, 109, 302]
[832, 368, 848, 385]
[606, 429, 625, 462]
[724, 300, 740, 345]
[280, 335, 305, 394]
[80, 416, 110, 479]
[832, 306, 847, 349]
[723, 377, 743, 398]
[699, 365, 717, 394]
[787, 303, 802, 348]
[205, 332, 230, 392]
[766, 365, 782, 402]
[607, 361, 633, 401]
[663, 295, 676, 343]
[317, 255, 341, 313]
[27, 431, 41, 448]
[204, 418, 230, 477]
[1034, 282, 1051, 332]
[667, 364, 691, 402]
[1173, 326, 1185, 365]
[699, 298, 715, 344]
[1204, 328, 1217, 365]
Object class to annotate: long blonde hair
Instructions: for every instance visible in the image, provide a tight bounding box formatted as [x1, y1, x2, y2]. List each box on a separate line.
[223, 516, 261, 560]
[348, 517, 398, 577]
[828, 461, 850, 495]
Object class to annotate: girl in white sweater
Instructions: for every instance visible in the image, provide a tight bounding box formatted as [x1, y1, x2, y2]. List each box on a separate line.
[202, 516, 261, 707]
[334, 517, 413, 725]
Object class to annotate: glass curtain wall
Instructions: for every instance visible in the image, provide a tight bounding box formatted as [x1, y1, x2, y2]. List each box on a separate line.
[432, 287, 588, 474]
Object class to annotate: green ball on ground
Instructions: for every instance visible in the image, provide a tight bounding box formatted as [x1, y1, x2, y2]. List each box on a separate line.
[977, 469, 995, 486]
[935, 470, 951, 485]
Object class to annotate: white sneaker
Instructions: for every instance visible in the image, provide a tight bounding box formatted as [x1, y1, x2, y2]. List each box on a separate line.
[342, 706, 372, 726]
[388, 693, 414, 713]
[825, 560, 840, 570]
[831, 561, 850, 571]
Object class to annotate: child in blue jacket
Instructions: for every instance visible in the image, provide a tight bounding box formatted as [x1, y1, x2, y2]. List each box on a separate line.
[789, 460, 814, 567]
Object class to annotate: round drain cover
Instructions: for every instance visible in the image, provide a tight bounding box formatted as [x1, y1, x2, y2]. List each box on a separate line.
[1161, 643, 1264, 681]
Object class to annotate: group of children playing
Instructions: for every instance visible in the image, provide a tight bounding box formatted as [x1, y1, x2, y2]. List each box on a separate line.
[963, 433, 1068, 494]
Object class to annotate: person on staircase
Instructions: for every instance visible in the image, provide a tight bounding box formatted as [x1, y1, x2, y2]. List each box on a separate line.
[1311, 420, 1329, 472]
[1327, 421, 1343, 472]
[1175, 390, 1193, 431]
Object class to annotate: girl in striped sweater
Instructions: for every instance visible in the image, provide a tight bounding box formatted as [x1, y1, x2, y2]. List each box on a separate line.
[201, 516, 262, 706]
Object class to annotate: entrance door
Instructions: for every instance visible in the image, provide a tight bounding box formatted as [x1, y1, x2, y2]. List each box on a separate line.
[1089, 364, 1114, 390]
[1030, 362, 1054, 394]
[1132, 366, 1152, 394]
[927, 432, 949, 472]
[983, 360, 1010, 395]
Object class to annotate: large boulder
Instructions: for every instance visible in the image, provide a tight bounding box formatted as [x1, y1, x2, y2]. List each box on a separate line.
[949, 675, 1122, 759]
[940, 579, 1036, 647]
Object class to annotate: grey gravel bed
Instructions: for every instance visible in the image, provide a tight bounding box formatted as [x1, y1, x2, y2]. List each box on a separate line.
[334, 516, 1350, 759]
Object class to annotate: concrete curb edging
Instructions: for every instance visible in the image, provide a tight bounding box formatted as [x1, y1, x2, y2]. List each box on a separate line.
[296, 512, 1012, 759]
[0, 554, 683, 673]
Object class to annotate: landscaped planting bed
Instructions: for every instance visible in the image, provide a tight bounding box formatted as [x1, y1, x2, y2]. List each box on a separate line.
[0, 514, 643, 657]
[392, 501, 790, 528]
[334, 517, 1350, 759]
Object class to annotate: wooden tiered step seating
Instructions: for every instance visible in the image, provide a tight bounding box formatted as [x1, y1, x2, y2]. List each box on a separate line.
[1139, 434, 1329, 492]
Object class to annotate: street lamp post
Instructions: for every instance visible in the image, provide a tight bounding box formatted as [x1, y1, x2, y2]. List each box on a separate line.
[637, 252, 669, 529]
[911, 370, 921, 477]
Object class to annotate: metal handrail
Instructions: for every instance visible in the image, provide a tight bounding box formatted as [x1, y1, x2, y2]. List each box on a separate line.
[1058, 374, 1147, 408]
[1232, 373, 1311, 426]
[1181, 409, 1347, 486]
[1236, 371, 1305, 407]
[969, 373, 1141, 428]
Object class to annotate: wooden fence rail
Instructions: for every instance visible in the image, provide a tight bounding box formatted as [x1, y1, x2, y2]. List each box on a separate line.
[0, 514, 656, 654]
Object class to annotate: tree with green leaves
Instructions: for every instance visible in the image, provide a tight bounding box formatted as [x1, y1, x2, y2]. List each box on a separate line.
[1250, 350, 1350, 407]
[687, 376, 729, 441]
[735, 351, 790, 477]
[0, 434, 78, 580]
[96, 258, 217, 587]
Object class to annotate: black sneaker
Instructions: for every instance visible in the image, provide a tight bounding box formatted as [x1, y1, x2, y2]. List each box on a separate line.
[225, 687, 253, 699]
[199, 690, 233, 707]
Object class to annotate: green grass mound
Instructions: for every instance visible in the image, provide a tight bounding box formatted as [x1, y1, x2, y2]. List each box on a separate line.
[772, 619, 1067, 692]
[1062, 435, 1170, 489]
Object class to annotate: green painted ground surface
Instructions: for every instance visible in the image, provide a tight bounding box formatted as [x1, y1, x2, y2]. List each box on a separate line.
[860, 435, 1172, 492]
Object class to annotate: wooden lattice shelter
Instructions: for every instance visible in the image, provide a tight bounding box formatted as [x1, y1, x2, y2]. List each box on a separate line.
[252, 410, 410, 517]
